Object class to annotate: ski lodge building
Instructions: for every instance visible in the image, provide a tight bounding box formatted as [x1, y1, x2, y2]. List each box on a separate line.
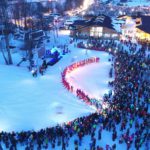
[70, 15, 119, 39]
[118, 15, 150, 43]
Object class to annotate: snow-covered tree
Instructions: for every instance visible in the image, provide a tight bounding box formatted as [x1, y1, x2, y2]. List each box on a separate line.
[0, 0, 13, 65]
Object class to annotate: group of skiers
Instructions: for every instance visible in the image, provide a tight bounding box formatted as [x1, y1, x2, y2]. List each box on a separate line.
[0, 40, 149, 150]
[31, 60, 47, 77]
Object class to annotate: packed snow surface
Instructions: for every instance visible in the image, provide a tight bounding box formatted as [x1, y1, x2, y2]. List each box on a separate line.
[0, 48, 113, 132]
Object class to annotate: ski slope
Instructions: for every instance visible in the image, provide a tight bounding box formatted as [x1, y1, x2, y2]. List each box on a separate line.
[0, 46, 113, 132]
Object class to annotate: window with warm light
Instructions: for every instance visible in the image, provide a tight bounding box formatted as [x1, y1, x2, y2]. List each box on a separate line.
[90, 27, 103, 37]
[104, 34, 110, 37]
[112, 34, 118, 37]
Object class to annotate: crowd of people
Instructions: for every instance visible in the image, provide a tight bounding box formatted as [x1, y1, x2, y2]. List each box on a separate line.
[61, 57, 108, 112]
[61, 57, 99, 91]
[0, 39, 149, 150]
[77, 39, 120, 53]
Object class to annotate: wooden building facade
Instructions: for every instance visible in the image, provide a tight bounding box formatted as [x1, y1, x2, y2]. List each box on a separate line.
[70, 15, 119, 39]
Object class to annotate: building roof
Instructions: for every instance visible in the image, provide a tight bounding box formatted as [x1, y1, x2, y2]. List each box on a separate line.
[83, 14, 97, 19]
[24, 30, 44, 41]
[72, 15, 115, 31]
[118, 14, 150, 34]
[136, 16, 150, 34]
[117, 15, 127, 19]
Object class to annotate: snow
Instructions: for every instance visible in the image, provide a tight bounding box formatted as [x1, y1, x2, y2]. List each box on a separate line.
[112, 19, 123, 33]
[0, 43, 113, 132]
[125, 0, 150, 6]
[1, 30, 148, 150]
[67, 52, 113, 100]
[101, 0, 150, 6]
[26, 0, 150, 6]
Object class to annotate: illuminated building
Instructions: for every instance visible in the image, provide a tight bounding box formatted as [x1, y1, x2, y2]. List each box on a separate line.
[136, 16, 150, 43]
[71, 14, 119, 39]
[118, 15, 150, 43]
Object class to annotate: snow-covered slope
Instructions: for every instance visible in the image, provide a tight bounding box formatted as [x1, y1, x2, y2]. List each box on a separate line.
[101, 0, 150, 6]
[0, 45, 113, 132]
